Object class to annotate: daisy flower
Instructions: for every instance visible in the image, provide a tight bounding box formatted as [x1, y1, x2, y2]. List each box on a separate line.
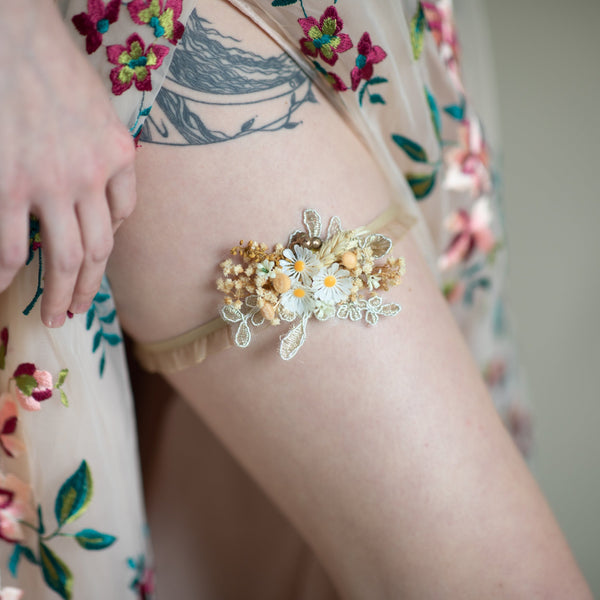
[312, 263, 353, 304]
[280, 284, 316, 316]
[279, 245, 320, 285]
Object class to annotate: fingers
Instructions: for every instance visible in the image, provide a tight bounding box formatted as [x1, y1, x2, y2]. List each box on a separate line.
[106, 164, 137, 234]
[0, 205, 28, 293]
[69, 195, 114, 315]
[38, 207, 83, 328]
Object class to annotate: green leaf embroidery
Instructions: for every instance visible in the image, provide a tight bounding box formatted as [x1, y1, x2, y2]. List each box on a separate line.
[0, 344, 5, 370]
[74, 529, 117, 551]
[368, 76, 388, 86]
[99, 351, 106, 377]
[39, 542, 73, 600]
[271, 0, 297, 5]
[60, 390, 69, 408]
[406, 171, 437, 200]
[369, 93, 386, 105]
[15, 374, 37, 396]
[102, 333, 122, 346]
[98, 310, 116, 324]
[391, 135, 429, 163]
[410, 2, 426, 60]
[85, 308, 95, 330]
[92, 330, 102, 353]
[9, 543, 38, 576]
[425, 86, 441, 141]
[54, 461, 93, 527]
[56, 368, 69, 388]
[444, 103, 465, 120]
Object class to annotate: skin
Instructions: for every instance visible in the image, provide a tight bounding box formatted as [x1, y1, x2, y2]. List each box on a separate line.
[107, 0, 594, 597]
[0, 0, 136, 327]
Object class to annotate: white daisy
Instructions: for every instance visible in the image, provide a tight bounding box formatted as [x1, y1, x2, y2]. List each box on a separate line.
[279, 245, 320, 285]
[279, 283, 316, 316]
[312, 263, 353, 304]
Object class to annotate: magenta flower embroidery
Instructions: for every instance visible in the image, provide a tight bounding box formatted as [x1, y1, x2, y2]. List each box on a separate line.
[13, 363, 53, 412]
[107, 34, 170, 96]
[0, 473, 34, 544]
[313, 61, 347, 91]
[0, 395, 24, 458]
[444, 118, 491, 196]
[72, 0, 121, 55]
[127, 0, 185, 46]
[350, 33, 386, 91]
[438, 197, 495, 271]
[298, 6, 353, 66]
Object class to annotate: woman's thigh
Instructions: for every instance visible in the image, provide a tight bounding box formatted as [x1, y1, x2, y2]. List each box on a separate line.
[107, 1, 589, 598]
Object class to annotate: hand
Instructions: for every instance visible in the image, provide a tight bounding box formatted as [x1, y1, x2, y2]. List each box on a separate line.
[0, 0, 136, 327]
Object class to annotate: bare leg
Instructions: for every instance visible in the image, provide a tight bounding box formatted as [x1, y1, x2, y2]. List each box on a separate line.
[108, 1, 591, 597]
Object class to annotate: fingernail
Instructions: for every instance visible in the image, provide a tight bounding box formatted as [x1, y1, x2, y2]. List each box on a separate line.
[46, 314, 66, 328]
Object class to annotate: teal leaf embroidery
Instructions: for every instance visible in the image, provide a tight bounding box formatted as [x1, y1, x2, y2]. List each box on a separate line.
[55, 460, 93, 527]
[271, 0, 297, 5]
[39, 542, 73, 600]
[74, 529, 117, 551]
[410, 2, 426, 60]
[391, 135, 429, 163]
[406, 171, 437, 200]
[425, 86, 441, 141]
[369, 93, 385, 105]
[9, 543, 38, 576]
[86, 280, 122, 377]
[444, 103, 465, 121]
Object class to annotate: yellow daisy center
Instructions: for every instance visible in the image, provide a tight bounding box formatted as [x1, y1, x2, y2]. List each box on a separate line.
[294, 260, 305, 272]
[324, 275, 337, 288]
[293, 288, 306, 298]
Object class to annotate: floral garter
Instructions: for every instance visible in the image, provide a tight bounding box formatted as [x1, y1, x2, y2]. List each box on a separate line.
[134, 206, 410, 371]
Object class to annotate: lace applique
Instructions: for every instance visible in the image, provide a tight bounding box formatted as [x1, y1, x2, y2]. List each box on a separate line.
[218, 209, 405, 360]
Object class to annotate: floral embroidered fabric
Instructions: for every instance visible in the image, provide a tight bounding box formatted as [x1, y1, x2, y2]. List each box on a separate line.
[0, 0, 531, 598]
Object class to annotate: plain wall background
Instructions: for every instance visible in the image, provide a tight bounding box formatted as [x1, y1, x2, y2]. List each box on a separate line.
[484, 0, 600, 594]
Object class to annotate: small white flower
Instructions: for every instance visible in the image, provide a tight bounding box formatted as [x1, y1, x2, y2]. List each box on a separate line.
[279, 245, 320, 284]
[314, 300, 336, 321]
[280, 283, 316, 315]
[256, 260, 276, 278]
[366, 274, 381, 290]
[312, 263, 353, 304]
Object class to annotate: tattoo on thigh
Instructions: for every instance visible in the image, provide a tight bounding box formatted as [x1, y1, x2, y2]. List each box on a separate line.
[139, 10, 317, 145]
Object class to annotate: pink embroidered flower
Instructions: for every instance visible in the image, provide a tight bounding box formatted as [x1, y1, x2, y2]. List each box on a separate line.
[438, 197, 495, 271]
[128, 0, 185, 46]
[506, 404, 533, 458]
[0, 327, 8, 370]
[298, 6, 353, 66]
[13, 363, 53, 412]
[72, 0, 121, 55]
[442, 280, 466, 304]
[313, 61, 347, 91]
[444, 118, 491, 196]
[137, 567, 155, 600]
[422, 0, 461, 89]
[107, 34, 170, 95]
[484, 358, 507, 387]
[0, 395, 24, 458]
[350, 32, 386, 91]
[0, 587, 23, 600]
[0, 473, 35, 544]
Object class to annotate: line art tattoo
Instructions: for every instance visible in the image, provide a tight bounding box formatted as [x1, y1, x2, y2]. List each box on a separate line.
[140, 10, 317, 145]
